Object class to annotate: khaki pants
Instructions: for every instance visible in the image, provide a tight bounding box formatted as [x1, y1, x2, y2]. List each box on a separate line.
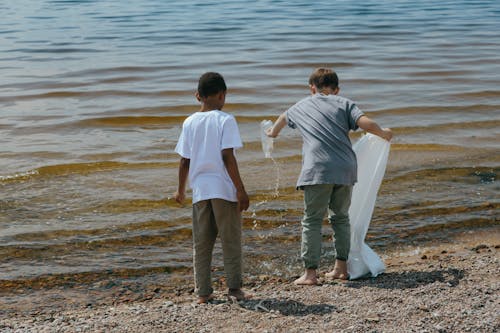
[301, 184, 352, 269]
[192, 199, 242, 296]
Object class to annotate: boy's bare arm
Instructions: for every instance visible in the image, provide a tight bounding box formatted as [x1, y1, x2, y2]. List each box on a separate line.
[174, 157, 190, 204]
[221, 148, 249, 211]
[356, 115, 393, 141]
[266, 112, 287, 138]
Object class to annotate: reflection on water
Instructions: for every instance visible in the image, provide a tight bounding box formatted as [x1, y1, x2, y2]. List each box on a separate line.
[0, 0, 499, 290]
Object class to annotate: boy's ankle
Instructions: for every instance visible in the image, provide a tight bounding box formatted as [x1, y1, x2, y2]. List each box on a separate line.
[227, 288, 251, 301]
[197, 294, 214, 304]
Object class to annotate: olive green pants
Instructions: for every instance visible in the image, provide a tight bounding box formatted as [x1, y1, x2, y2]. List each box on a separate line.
[192, 199, 242, 296]
[301, 184, 353, 269]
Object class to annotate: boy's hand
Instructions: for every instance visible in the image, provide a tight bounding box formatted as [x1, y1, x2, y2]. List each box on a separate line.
[237, 189, 249, 212]
[382, 128, 393, 141]
[174, 191, 185, 205]
[266, 113, 287, 138]
[265, 127, 276, 138]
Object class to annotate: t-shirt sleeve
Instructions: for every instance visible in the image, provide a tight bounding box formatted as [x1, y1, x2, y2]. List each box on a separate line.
[221, 116, 243, 150]
[174, 121, 191, 158]
[346, 101, 364, 131]
[285, 109, 297, 129]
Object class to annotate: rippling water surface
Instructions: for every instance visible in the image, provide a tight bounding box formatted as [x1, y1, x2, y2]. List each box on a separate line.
[0, 0, 498, 287]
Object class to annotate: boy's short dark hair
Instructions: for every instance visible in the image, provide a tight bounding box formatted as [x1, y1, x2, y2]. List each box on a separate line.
[308, 68, 339, 90]
[197, 72, 227, 98]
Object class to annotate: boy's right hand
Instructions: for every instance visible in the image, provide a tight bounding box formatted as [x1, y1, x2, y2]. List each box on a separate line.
[266, 113, 287, 138]
[237, 189, 249, 212]
[265, 127, 276, 138]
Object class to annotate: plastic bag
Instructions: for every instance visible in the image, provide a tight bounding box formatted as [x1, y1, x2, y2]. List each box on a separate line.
[347, 133, 390, 279]
[260, 120, 274, 158]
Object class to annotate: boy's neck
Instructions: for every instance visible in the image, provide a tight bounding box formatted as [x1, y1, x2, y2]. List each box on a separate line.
[311, 85, 339, 96]
[317, 88, 337, 95]
[197, 91, 225, 112]
[199, 104, 220, 112]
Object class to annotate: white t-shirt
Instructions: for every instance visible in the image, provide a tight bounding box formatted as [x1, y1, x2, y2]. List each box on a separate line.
[175, 110, 243, 204]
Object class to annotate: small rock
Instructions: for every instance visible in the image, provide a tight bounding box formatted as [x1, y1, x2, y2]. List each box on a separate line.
[418, 305, 429, 312]
[163, 301, 174, 307]
[366, 315, 380, 322]
[471, 244, 488, 252]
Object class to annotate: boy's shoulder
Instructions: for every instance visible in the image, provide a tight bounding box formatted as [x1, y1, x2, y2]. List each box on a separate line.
[292, 94, 354, 109]
[214, 110, 235, 120]
[291, 95, 314, 109]
[320, 93, 353, 104]
[317, 94, 357, 110]
[206, 110, 236, 125]
[188, 110, 234, 119]
[183, 110, 235, 126]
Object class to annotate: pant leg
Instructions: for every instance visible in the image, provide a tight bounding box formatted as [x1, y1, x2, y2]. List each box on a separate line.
[328, 184, 353, 261]
[211, 199, 242, 290]
[192, 200, 218, 296]
[301, 184, 333, 269]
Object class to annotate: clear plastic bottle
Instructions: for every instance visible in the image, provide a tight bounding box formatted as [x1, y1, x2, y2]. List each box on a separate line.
[260, 120, 274, 158]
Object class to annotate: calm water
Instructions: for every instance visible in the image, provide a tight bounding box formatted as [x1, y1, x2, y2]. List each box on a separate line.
[0, 0, 499, 287]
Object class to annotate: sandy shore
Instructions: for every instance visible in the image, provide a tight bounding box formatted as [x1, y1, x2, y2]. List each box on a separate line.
[1, 227, 498, 333]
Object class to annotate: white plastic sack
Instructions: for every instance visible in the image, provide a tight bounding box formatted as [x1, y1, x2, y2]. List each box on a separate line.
[347, 133, 390, 279]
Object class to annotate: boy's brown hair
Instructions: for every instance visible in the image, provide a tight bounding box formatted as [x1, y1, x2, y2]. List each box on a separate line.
[308, 68, 339, 90]
[197, 72, 227, 98]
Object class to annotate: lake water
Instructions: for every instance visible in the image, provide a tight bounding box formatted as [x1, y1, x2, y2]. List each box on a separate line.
[0, 0, 498, 289]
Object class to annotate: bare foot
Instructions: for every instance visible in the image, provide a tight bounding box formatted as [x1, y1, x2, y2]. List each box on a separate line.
[197, 294, 214, 304]
[293, 269, 318, 285]
[325, 270, 349, 280]
[325, 259, 349, 280]
[227, 288, 252, 301]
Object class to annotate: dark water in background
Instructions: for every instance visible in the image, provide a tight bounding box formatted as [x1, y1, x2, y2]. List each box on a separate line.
[0, 0, 499, 287]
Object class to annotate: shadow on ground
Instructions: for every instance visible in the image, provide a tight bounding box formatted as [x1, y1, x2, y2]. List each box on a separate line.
[343, 268, 464, 289]
[238, 298, 337, 316]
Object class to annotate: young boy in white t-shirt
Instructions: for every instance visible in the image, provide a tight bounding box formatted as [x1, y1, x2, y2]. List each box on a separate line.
[174, 72, 250, 304]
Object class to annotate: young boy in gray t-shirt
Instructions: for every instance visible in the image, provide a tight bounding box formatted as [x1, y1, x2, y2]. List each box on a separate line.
[267, 68, 392, 285]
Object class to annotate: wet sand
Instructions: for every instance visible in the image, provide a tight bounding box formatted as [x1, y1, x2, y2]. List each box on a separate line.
[1, 227, 498, 332]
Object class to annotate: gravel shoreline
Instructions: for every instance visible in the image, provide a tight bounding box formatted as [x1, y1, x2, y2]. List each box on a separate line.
[1, 228, 499, 333]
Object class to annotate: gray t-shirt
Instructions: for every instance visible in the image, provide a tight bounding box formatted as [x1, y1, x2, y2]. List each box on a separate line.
[285, 93, 364, 187]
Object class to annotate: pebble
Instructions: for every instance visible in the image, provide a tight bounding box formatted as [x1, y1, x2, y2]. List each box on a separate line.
[163, 301, 174, 307]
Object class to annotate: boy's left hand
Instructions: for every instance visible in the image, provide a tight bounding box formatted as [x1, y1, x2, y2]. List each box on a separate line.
[174, 191, 185, 205]
[382, 128, 393, 141]
[237, 190, 249, 212]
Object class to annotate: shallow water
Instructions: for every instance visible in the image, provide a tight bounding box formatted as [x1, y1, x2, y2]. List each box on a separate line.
[0, 0, 499, 287]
